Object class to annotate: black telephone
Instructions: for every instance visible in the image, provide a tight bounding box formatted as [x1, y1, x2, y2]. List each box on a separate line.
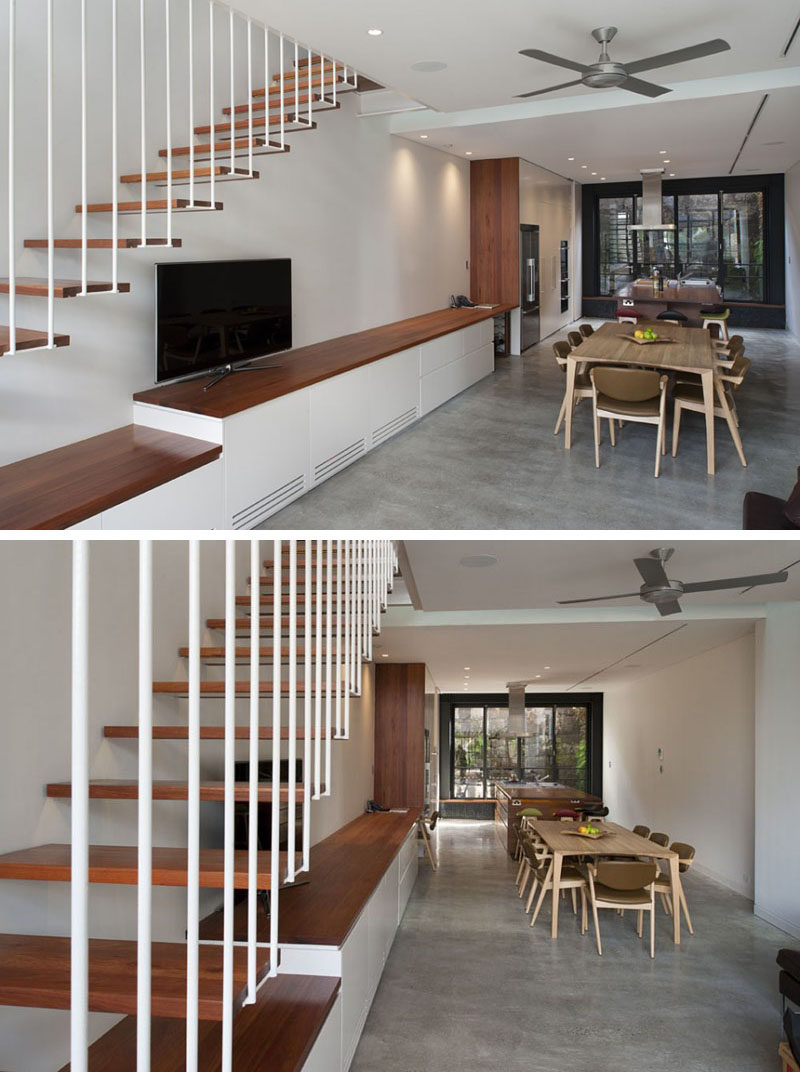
[450, 294, 476, 308]
[366, 799, 389, 813]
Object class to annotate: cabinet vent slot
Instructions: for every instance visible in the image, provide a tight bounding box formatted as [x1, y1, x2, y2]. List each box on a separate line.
[372, 406, 418, 448]
[232, 473, 305, 529]
[314, 438, 366, 483]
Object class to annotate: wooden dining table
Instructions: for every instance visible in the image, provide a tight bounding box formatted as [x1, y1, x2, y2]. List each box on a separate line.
[564, 320, 745, 475]
[530, 820, 685, 944]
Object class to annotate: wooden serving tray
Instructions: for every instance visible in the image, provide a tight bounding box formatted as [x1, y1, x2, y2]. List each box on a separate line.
[618, 333, 676, 346]
[561, 827, 609, 840]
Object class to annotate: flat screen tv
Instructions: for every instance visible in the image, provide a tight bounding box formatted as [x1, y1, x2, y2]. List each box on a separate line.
[155, 258, 292, 387]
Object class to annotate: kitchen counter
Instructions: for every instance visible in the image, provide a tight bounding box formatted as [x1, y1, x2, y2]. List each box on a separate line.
[494, 782, 602, 856]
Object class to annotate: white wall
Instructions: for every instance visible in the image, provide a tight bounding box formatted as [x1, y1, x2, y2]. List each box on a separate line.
[0, 539, 375, 1071]
[786, 162, 800, 338]
[0, 0, 470, 466]
[754, 603, 800, 939]
[603, 633, 756, 898]
[518, 159, 574, 343]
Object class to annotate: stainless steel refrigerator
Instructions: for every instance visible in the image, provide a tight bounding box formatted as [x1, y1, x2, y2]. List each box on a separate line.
[520, 224, 540, 350]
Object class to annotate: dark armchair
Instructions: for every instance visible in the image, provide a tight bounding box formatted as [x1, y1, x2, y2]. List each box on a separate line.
[743, 467, 800, 530]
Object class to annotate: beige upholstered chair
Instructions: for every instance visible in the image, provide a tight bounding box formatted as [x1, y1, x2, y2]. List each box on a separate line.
[589, 367, 668, 477]
[653, 842, 696, 934]
[582, 861, 658, 957]
[672, 354, 750, 467]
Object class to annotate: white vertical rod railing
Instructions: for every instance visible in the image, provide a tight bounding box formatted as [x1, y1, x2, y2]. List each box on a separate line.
[228, 8, 235, 174]
[138, 0, 147, 247]
[246, 537, 259, 1003]
[136, 540, 153, 1072]
[209, 1, 216, 208]
[350, 538, 357, 702]
[293, 40, 299, 122]
[188, 0, 195, 206]
[344, 538, 351, 739]
[356, 540, 363, 691]
[110, 0, 119, 290]
[80, 0, 88, 292]
[70, 541, 89, 1072]
[323, 538, 332, 795]
[185, 541, 201, 1072]
[287, 539, 297, 880]
[301, 546, 311, 871]
[307, 48, 313, 126]
[313, 543, 322, 798]
[221, 540, 236, 1071]
[246, 20, 253, 176]
[46, 0, 54, 343]
[332, 59, 337, 108]
[335, 539, 342, 738]
[367, 541, 374, 662]
[269, 539, 282, 976]
[165, 0, 173, 247]
[6, 0, 15, 354]
[279, 32, 285, 149]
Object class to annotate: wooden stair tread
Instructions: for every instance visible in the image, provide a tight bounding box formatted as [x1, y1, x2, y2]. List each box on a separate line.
[55, 974, 340, 1072]
[120, 165, 260, 183]
[0, 843, 302, 889]
[24, 238, 182, 249]
[178, 644, 318, 659]
[195, 116, 318, 136]
[152, 681, 333, 697]
[0, 424, 222, 530]
[0, 326, 70, 354]
[76, 199, 222, 213]
[206, 617, 328, 632]
[46, 780, 309, 802]
[0, 278, 131, 298]
[159, 136, 288, 158]
[105, 725, 327, 741]
[223, 92, 334, 115]
[0, 933, 269, 1020]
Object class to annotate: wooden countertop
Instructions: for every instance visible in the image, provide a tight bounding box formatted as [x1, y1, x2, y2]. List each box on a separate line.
[495, 783, 601, 802]
[0, 424, 222, 530]
[134, 304, 512, 419]
[199, 809, 420, 948]
[616, 282, 722, 306]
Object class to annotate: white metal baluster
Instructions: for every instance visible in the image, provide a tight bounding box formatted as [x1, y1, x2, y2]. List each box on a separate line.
[80, 0, 88, 291]
[367, 541, 374, 661]
[247, 537, 259, 1003]
[165, 0, 172, 248]
[221, 540, 236, 1070]
[70, 541, 89, 1072]
[324, 538, 332, 795]
[139, 0, 146, 248]
[302, 545, 311, 871]
[332, 59, 337, 108]
[307, 48, 313, 126]
[349, 537, 357, 703]
[228, 8, 235, 175]
[294, 40, 299, 122]
[279, 32, 285, 149]
[287, 540, 297, 880]
[356, 539, 363, 690]
[246, 20, 253, 176]
[335, 539, 342, 738]
[137, 540, 153, 1072]
[6, 0, 15, 354]
[110, 0, 118, 289]
[188, 0, 195, 206]
[46, 0, 54, 342]
[314, 541, 322, 798]
[344, 538, 351, 739]
[209, 0, 215, 209]
[185, 541, 201, 1072]
[269, 540, 282, 977]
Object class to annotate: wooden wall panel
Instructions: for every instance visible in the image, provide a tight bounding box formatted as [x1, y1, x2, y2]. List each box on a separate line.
[470, 158, 520, 307]
[374, 664, 426, 809]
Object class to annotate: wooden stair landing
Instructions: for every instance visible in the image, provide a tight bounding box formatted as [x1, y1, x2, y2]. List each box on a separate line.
[104, 725, 328, 741]
[0, 278, 130, 298]
[0, 933, 269, 1019]
[0, 844, 304, 888]
[0, 326, 70, 354]
[46, 780, 309, 802]
[56, 974, 340, 1072]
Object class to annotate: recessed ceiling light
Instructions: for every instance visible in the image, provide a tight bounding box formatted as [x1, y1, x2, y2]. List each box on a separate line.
[544, 666, 551, 670]
[601, 177, 606, 181]
[663, 159, 671, 164]
[534, 674, 542, 679]
[591, 172, 597, 176]
[459, 554, 498, 568]
[669, 172, 675, 177]
[465, 151, 473, 156]
[410, 60, 448, 72]
[419, 134, 428, 139]
[659, 150, 667, 154]
[464, 667, 471, 671]
[568, 156, 575, 161]
[367, 27, 383, 36]
[381, 652, 389, 657]
[581, 164, 588, 169]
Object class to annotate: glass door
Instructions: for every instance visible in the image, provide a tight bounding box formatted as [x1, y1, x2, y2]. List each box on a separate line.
[677, 193, 719, 281]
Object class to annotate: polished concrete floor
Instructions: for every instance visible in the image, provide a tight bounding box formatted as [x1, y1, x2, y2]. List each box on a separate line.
[350, 820, 784, 1072]
[266, 324, 800, 530]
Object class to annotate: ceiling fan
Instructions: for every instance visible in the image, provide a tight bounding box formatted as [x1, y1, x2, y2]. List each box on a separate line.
[517, 26, 730, 99]
[557, 548, 788, 618]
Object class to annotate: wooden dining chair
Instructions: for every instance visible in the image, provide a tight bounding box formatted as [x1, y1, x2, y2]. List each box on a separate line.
[528, 855, 587, 927]
[590, 367, 668, 478]
[567, 330, 584, 350]
[417, 810, 439, 871]
[552, 340, 597, 437]
[632, 825, 650, 839]
[653, 842, 695, 934]
[578, 323, 595, 338]
[582, 861, 658, 957]
[672, 355, 750, 467]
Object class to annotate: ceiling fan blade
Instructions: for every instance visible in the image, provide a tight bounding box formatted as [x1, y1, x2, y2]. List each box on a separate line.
[625, 38, 730, 75]
[740, 558, 800, 594]
[519, 49, 589, 74]
[620, 76, 671, 98]
[656, 599, 683, 617]
[681, 570, 789, 594]
[634, 557, 670, 587]
[557, 592, 640, 605]
[516, 78, 584, 99]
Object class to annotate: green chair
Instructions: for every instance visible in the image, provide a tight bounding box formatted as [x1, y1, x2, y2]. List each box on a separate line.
[514, 807, 543, 859]
[701, 306, 730, 341]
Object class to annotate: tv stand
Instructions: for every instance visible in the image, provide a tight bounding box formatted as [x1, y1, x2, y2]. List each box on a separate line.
[203, 362, 281, 391]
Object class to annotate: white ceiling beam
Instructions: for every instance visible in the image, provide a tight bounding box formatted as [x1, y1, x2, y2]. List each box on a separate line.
[383, 604, 770, 629]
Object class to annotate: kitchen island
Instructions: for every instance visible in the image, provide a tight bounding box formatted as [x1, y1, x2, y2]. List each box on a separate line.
[494, 782, 602, 856]
[616, 280, 723, 326]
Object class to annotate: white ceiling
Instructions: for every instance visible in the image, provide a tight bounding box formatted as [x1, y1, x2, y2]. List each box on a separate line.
[235, 0, 800, 179]
[377, 539, 800, 692]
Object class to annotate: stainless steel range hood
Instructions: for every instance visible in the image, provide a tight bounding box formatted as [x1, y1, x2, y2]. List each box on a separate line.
[629, 168, 675, 231]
